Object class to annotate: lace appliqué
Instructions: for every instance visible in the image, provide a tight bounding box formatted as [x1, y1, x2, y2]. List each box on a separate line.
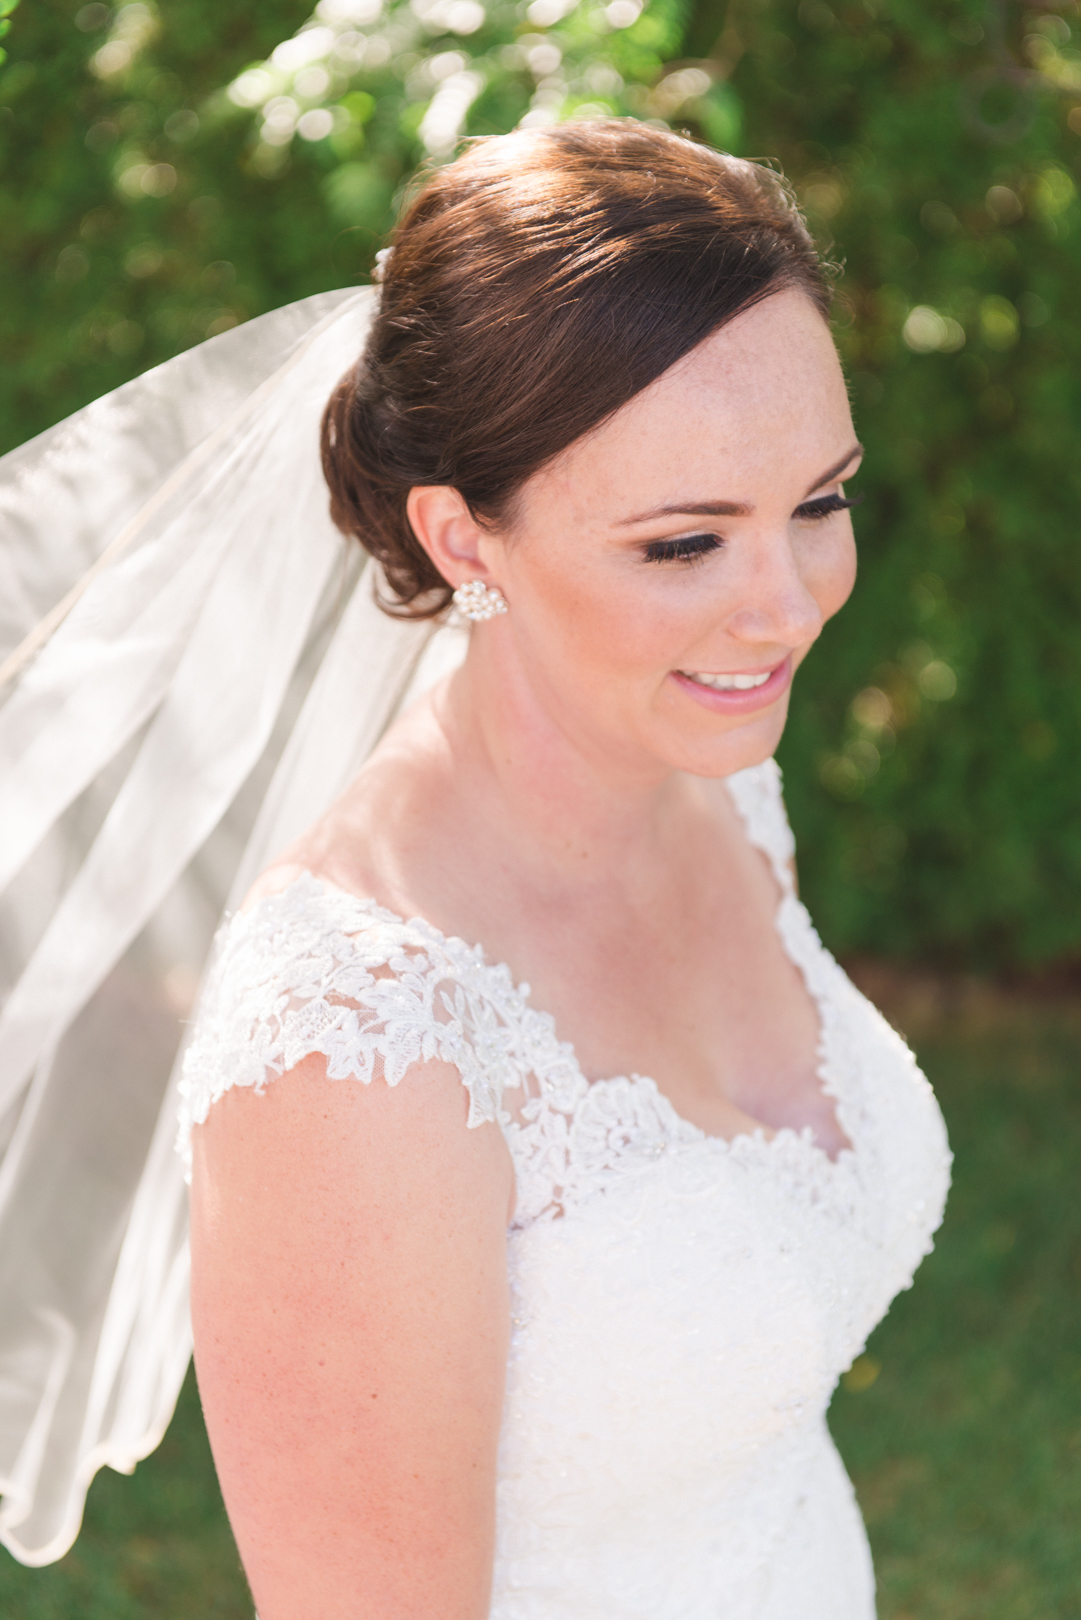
[177, 877, 536, 1176]
[178, 759, 948, 1271]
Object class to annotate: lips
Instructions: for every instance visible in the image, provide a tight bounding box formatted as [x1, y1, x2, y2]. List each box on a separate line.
[670, 658, 792, 713]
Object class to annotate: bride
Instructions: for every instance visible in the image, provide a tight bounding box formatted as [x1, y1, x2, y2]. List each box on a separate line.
[0, 120, 949, 1615]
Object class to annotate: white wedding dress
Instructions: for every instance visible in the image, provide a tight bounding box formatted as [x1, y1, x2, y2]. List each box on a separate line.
[178, 754, 951, 1619]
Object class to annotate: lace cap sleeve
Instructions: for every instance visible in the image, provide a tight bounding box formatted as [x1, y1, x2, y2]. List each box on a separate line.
[176, 874, 517, 1179]
[724, 757, 797, 893]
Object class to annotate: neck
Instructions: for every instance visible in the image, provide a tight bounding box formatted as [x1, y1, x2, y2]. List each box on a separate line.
[435, 630, 691, 880]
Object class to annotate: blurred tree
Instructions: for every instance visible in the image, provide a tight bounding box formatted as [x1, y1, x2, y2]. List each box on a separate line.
[1, 0, 1079, 970]
[0, 0, 20, 69]
[725, 0, 1081, 970]
[0, 0, 728, 438]
[0, 0, 319, 432]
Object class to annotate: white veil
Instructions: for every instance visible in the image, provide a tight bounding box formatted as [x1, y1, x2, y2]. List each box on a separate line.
[0, 287, 467, 1565]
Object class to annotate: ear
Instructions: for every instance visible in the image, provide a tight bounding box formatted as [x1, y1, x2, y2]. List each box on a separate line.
[406, 486, 500, 590]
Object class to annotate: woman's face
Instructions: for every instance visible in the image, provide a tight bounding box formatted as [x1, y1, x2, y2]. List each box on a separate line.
[475, 288, 862, 783]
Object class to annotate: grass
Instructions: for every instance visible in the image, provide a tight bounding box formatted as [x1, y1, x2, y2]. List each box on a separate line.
[833, 967, 1081, 1620]
[0, 1369, 252, 1619]
[1, 971, 1078, 1618]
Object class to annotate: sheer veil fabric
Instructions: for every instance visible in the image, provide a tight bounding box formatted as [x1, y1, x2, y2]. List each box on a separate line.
[0, 287, 469, 1564]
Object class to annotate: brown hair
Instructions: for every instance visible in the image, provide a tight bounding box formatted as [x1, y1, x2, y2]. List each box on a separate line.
[321, 119, 831, 617]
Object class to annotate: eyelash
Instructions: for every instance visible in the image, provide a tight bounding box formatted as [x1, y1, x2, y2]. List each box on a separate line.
[795, 491, 865, 522]
[644, 534, 721, 564]
[643, 491, 864, 564]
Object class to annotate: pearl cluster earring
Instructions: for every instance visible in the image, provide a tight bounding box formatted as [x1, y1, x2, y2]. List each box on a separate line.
[452, 580, 508, 622]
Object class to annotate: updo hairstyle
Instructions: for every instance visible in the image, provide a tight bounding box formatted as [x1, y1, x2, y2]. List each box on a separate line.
[321, 120, 831, 617]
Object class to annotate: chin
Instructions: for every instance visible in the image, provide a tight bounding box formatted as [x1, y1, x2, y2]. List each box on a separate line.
[664, 702, 790, 780]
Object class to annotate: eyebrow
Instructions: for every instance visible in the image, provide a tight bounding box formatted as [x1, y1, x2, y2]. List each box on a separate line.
[616, 444, 865, 527]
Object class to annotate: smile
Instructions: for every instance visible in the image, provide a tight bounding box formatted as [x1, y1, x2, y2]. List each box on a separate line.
[670, 658, 792, 713]
[680, 670, 772, 691]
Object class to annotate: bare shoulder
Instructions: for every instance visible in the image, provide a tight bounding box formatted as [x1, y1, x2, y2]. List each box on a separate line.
[192, 677, 515, 1620]
[190, 1057, 515, 1344]
[237, 782, 388, 914]
[241, 691, 455, 918]
[189, 1051, 514, 1620]
[191, 1047, 514, 1225]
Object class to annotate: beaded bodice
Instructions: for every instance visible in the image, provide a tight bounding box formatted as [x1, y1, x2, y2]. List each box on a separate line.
[179, 759, 951, 1619]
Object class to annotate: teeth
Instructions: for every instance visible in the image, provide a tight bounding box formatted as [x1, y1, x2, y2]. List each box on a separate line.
[684, 670, 772, 691]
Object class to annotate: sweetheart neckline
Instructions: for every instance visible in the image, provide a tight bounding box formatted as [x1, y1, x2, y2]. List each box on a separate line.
[249, 868, 858, 1172]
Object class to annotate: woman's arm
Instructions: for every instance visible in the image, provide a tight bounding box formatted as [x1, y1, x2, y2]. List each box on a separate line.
[189, 1052, 515, 1620]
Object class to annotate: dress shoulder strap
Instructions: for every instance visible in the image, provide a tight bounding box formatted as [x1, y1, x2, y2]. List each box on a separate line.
[723, 757, 797, 895]
[176, 873, 517, 1177]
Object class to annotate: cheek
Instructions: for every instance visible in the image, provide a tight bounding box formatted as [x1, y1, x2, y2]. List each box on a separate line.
[806, 527, 857, 621]
[565, 574, 711, 683]
[512, 541, 679, 677]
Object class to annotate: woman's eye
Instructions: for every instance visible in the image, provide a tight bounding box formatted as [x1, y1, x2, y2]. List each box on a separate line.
[644, 533, 722, 564]
[795, 491, 865, 522]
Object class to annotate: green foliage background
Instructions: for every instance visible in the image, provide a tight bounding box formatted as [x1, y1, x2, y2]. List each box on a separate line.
[2, 0, 1079, 970]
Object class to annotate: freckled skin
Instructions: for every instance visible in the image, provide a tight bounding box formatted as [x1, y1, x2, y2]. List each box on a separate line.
[191, 290, 862, 1620]
[470, 288, 858, 787]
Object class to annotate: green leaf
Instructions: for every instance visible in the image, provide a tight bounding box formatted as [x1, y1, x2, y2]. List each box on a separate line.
[321, 161, 394, 228]
[691, 84, 742, 152]
[340, 89, 376, 125]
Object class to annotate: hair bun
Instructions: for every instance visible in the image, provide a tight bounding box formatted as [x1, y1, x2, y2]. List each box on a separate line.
[321, 121, 830, 618]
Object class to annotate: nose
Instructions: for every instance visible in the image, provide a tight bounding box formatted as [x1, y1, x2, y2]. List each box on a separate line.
[723, 530, 824, 650]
